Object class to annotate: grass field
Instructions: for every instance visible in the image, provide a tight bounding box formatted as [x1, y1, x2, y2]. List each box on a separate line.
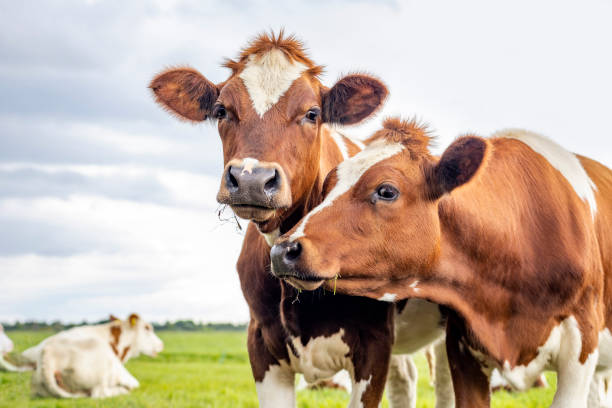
[0, 330, 556, 407]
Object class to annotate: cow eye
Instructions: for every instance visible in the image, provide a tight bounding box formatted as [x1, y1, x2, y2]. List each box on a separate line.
[303, 107, 320, 124]
[375, 184, 399, 202]
[213, 104, 227, 120]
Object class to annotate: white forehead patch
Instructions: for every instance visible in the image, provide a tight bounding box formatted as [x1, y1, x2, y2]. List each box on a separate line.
[494, 129, 598, 217]
[290, 139, 404, 241]
[239, 48, 308, 117]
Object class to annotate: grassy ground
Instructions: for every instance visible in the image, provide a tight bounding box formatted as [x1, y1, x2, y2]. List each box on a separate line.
[0, 330, 556, 407]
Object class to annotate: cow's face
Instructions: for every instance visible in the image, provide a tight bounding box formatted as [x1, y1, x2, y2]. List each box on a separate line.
[150, 33, 386, 232]
[0, 324, 13, 355]
[125, 314, 164, 357]
[270, 119, 488, 297]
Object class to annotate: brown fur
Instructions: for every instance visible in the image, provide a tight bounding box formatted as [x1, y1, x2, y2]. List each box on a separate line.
[109, 325, 121, 357]
[277, 119, 612, 404]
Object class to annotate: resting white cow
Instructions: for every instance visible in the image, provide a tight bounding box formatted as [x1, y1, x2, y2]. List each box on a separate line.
[0, 323, 22, 372]
[30, 314, 163, 398]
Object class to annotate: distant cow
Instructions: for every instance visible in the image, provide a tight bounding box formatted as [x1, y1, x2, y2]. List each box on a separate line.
[30, 314, 163, 398]
[271, 118, 612, 407]
[0, 323, 23, 372]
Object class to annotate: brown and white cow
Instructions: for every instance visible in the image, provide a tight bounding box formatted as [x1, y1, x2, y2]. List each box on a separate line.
[271, 118, 612, 407]
[22, 314, 163, 368]
[150, 32, 451, 407]
[29, 314, 163, 398]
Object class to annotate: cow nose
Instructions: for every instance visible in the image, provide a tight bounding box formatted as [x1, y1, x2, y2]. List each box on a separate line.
[226, 165, 280, 202]
[270, 240, 302, 277]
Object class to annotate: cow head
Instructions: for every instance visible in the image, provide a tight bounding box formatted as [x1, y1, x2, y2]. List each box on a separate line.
[150, 31, 387, 233]
[0, 324, 13, 355]
[115, 314, 163, 359]
[270, 118, 489, 297]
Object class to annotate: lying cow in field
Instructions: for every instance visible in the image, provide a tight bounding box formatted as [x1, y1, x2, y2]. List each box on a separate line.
[271, 118, 612, 407]
[30, 314, 163, 398]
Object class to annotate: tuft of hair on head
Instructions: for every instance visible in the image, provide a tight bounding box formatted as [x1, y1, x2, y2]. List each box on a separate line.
[366, 117, 433, 157]
[222, 29, 324, 77]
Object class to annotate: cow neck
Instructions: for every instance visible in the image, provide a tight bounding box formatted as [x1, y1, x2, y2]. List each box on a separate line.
[108, 323, 133, 363]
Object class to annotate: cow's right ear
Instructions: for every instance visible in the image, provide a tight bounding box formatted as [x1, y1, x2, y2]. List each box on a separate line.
[426, 136, 488, 199]
[109, 314, 119, 322]
[149, 68, 219, 122]
[321, 74, 388, 125]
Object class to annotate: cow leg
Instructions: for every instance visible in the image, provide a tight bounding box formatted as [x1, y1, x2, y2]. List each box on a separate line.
[247, 323, 295, 408]
[115, 363, 140, 390]
[432, 338, 455, 408]
[350, 334, 393, 408]
[386, 354, 417, 408]
[445, 322, 490, 408]
[588, 372, 612, 408]
[552, 348, 598, 407]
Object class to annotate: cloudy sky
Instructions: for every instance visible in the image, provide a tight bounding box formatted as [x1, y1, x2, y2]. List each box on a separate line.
[1, 0, 611, 323]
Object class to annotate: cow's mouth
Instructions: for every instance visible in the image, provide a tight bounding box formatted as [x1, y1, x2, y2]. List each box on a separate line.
[230, 204, 277, 222]
[284, 276, 325, 291]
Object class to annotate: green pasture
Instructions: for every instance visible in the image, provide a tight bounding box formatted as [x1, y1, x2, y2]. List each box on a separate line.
[0, 330, 556, 407]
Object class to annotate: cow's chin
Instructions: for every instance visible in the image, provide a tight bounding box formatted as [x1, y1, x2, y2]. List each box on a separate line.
[284, 276, 325, 291]
[230, 205, 277, 222]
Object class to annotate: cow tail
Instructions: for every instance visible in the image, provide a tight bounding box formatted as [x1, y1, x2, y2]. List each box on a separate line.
[40, 347, 84, 398]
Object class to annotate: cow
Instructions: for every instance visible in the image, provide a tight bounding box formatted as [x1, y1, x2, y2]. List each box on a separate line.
[270, 117, 612, 407]
[0, 323, 26, 372]
[30, 314, 163, 398]
[150, 32, 453, 407]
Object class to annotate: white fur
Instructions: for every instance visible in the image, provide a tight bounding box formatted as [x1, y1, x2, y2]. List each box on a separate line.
[482, 316, 600, 407]
[239, 49, 308, 117]
[22, 319, 163, 366]
[330, 129, 349, 160]
[25, 317, 163, 398]
[288, 329, 351, 384]
[296, 369, 352, 393]
[349, 137, 366, 151]
[348, 375, 372, 408]
[378, 293, 397, 302]
[495, 129, 598, 216]
[290, 139, 404, 241]
[0, 324, 13, 354]
[31, 337, 141, 398]
[255, 363, 296, 408]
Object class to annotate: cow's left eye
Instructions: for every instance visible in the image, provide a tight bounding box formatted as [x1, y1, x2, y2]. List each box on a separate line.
[374, 184, 399, 202]
[303, 107, 320, 124]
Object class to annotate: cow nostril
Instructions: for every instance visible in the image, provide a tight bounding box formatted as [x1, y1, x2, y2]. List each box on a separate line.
[284, 241, 302, 262]
[227, 166, 239, 190]
[264, 170, 280, 194]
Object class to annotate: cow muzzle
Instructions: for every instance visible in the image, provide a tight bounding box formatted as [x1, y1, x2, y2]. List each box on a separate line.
[217, 159, 291, 222]
[270, 240, 325, 291]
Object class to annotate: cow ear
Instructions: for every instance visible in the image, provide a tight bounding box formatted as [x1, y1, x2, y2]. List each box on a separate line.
[109, 314, 119, 322]
[321, 74, 388, 125]
[128, 313, 139, 327]
[149, 68, 219, 122]
[427, 136, 488, 199]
